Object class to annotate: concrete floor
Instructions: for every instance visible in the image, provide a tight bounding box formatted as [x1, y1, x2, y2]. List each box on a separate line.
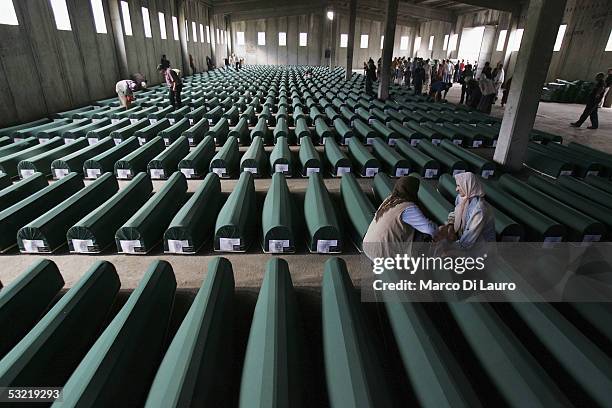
[1, 91, 610, 290]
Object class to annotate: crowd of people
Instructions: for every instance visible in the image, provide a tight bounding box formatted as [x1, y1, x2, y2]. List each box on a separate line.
[363, 56, 509, 114]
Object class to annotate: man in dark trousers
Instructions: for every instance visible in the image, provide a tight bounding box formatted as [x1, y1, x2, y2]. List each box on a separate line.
[365, 58, 377, 94]
[158, 64, 182, 108]
[571, 72, 606, 129]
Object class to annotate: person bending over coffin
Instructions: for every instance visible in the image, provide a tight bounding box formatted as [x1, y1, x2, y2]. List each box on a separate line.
[363, 176, 438, 260]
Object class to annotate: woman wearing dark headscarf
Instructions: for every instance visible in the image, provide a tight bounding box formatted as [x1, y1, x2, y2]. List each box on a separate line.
[363, 176, 437, 260]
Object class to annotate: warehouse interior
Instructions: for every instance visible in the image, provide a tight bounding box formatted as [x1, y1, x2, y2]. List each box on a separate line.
[0, 0, 611, 406]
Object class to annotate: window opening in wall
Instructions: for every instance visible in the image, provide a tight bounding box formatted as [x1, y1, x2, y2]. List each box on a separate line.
[360, 34, 368, 48]
[206, 25, 210, 43]
[554, 24, 566, 51]
[199, 24, 204, 43]
[158, 12, 166, 39]
[185, 21, 189, 41]
[227, 30, 231, 47]
[429, 35, 434, 50]
[443, 34, 449, 50]
[172, 16, 178, 40]
[607, 29, 612, 51]
[509, 28, 523, 52]
[327, 11, 334, 20]
[142, 7, 152, 38]
[90, 0, 107, 33]
[299, 32, 307, 46]
[340, 33, 348, 47]
[237, 31, 245, 45]
[120, 1, 131, 35]
[448, 33, 458, 51]
[0, 0, 19, 26]
[458, 26, 485, 63]
[258, 32, 266, 46]
[192, 21, 197, 41]
[380, 36, 384, 49]
[50, 0, 72, 31]
[217, 28, 220, 43]
[496, 29, 507, 51]
[409, 36, 417, 52]
[279, 32, 286, 46]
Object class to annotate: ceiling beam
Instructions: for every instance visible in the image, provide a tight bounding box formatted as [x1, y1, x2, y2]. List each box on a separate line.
[447, 0, 523, 12]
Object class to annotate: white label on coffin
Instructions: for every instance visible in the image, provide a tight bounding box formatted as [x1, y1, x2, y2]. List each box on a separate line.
[368, 118, 375, 125]
[138, 137, 147, 145]
[481, 169, 494, 179]
[120, 240, 142, 254]
[343, 137, 352, 145]
[472, 140, 483, 148]
[39, 138, 49, 144]
[64, 138, 75, 144]
[424, 168, 438, 178]
[337, 167, 351, 176]
[163, 138, 171, 146]
[432, 139, 441, 145]
[188, 137, 195, 146]
[395, 168, 410, 177]
[212, 168, 226, 176]
[492, 140, 498, 147]
[113, 138, 122, 145]
[365, 168, 379, 177]
[129, 119, 138, 125]
[219, 238, 241, 251]
[388, 138, 397, 146]
[411, 139, 421, 146]
[22, 239, 45, 253]
[586, 170, 599, 177]
[582, 234, 602, 244]
[452, 169, 465, 176]
[243, 167, 258, 174]
[13, 138, 23, 142]
[275, 164, 289, 173]
[366, 138, 374, 145]
[54, 168, 69, 179]
[189, 119, 194, 125]
[559, 170, 573, 176]
[180, 168, 195, 178]
[453, 139, 462, 145]
[501, 235, 521, 242]
[542, 236, 562, 248]
[317, 240, 338, 253]
[72, 239, 94, 253]
[306, 167, 320, 176]
[87, 138, 99, 145]
[86, 168, 101, 178]
[150, 168, 165, 179]
[20, 169, 35, 178]
[150, 118, 158, 124]
[92, 118, 104, 124]
[168, 118, 176, 125]
[167, 239, 189, 253]
[111, 118, 120, 124]
[116, 169, 132, 179]
[269, 240, 290, 253]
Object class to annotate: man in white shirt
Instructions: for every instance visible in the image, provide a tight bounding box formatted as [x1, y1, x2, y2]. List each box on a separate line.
[493, 62, 505, 102]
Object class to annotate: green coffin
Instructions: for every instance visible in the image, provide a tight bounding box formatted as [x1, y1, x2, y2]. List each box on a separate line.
[0, 119, 50, 138]
[315, 117, 334, 144]
[147, 137, 189, 180]
[372, 138, 411, 177]
[353, 119, 377, 144]
[62, 119, 112, 141]
[67, 173, 153, 253]
[262, 173, 296, 253]
[133, 119, 171, 145]
[0, 172, 47, 212]
[240, 136, 267, 176]
[17, 139, 89, 179]
[158, 118, 190, 146]
[333, 118, 353, 145]
[418, 140, 468, 175]
[229, 117, 251, 146]
[114, 136, 165, 180]
[406, 121, 441, 144]
[164, 173, 222, 254]
[371, 120, 399, 145]
[304, 173, 341, 253]
[34, 119, 90, 140]
[440, 140, 496, 178]
[0, 261, 120, 388]
[448, 303, 570, 407]
[525, 146, 574, 178]
[144, 257, 234, 408]
[223, 106, 240, 125]
[239, 258, 301, 407]
[0, 137, 64, 178]
[557, 176, 612, 209]
[324, 138, 352, 177]
[0, 259, 63, 359]
[294, 117, 312, 142]
[499, 174, 604, 242]
[210, 136, 239, 178]
[51, 137, 115, 178]
[182, 117, 209, 147]
[84, 118, 131, 143]
[567, 141, 612, 173]
[0, 173, 10, 189]
[165, 106, 191, 122]
[273, 117, 290, 141]
[206, 106, 224, 124]
[396, 139, 440, 178]
[372, 172, 393, 203]
[584, 175, 612, 195]
[298, 136, 322, 177]
[53, 260, 176, 407]
[108, 118, 150, 144]
[348, 138, 380, 177]
[529, 143, 599, 178]
[206, 118, 230, 146]
[251, 117, 272, 145]
[115, 172, 187, 254]
[437, 174, 524, 241]
[0, 138, 40, 159]
[388, 120, 423, 145]
[322, 257, 393, 408]
[0, 173, 83, 252]
[83, 136, 139, 179]
[340, 173, 375, 250]
[10, 119, 70, 139]
[17, 173, 118, 253]
[178, 136, 215, 179]
[214, 171, 256, 252]
[269, 137, 293, 176]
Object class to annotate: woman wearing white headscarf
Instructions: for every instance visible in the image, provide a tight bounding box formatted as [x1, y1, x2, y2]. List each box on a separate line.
[446, 172, 496, 249]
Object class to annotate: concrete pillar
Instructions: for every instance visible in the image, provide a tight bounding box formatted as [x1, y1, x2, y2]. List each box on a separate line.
[494, 0, 567, 171]
[345, 0, 357, 80]
[377, 0, 399, 100]
[330, 13, 338, 67]
[209, 10, 217, 65]
[227, 15, 234, 56]
[177, 0, 190, 76]
[108, 0, 129, 78]
[501, 12, 519, 71]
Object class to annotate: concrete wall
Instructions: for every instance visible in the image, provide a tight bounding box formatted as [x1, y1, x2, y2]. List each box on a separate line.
[0, 0, 214, 127]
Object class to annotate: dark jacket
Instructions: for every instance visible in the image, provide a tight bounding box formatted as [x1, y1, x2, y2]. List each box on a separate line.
[589, 79, 606, 105]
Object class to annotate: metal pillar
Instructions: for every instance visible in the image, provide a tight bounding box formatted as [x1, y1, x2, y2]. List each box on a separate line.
[377, 0, 399, 100]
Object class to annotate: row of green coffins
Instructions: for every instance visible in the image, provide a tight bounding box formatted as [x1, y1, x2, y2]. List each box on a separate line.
[525, 139, 612, 178]
[0, 256, 610, 407]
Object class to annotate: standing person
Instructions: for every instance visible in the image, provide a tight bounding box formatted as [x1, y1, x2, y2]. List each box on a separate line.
[206, 56, 214, 71]
[423, 59, 431, 94]
[501, 77, 512, 107]
[571, 72, 606, 129]
[481, 62, 491, 79]
[115, 79, 141, 109]
[466, 78, 482, 109]
[363, 62, 368, 76]
[599, 68, 612, 108]
[160, 54, 170, 69]
[363, 176, 438, 260]
[493, 62, 505, 103]
[477, 70, 496, 114]
[413, 62, 425, 95]
[189, 54, 196, 75]
[459, 64, 473, 104]
[447, 60, 455, 83]
[158, 64, 183, 108]
[404, 58, 412, 87]
[365, 58, 377, 94]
